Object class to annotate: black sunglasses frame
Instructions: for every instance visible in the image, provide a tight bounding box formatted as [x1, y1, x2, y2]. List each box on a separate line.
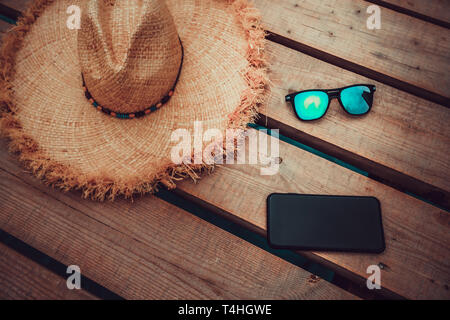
[285, 84, 376, 121]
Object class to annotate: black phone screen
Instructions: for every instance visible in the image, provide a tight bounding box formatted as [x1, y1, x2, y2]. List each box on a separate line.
[267, 194, 385, 253]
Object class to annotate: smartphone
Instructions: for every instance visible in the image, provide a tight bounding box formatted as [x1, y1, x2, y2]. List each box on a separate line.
[267, 194, 385, 253]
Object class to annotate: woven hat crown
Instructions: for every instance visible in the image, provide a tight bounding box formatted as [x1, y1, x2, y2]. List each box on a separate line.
[78, 0, 182, 114]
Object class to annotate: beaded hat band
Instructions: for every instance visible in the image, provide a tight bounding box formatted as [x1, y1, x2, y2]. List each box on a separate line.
[78, 0, 184, 115]
[82, 39, 184, 119]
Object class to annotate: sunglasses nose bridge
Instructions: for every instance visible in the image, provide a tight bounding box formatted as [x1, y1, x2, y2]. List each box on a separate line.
[327, 90, 340, 99]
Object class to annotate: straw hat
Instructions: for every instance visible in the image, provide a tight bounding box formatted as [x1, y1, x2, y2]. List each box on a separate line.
[0, 0, 269, 200]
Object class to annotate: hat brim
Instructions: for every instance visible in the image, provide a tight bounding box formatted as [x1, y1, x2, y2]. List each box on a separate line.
[0, 0, 268, 200]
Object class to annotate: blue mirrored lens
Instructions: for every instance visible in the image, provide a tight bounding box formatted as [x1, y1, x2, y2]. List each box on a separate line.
[294, 91, 329, 120]
[340, 86, 372, 115]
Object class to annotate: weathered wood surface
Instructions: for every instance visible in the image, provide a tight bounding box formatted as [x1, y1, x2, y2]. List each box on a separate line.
[176, 130, 450, 300]
[1, 0, 449, 301]
[7, 0, 450, 101]
[0, 19, 10, 38]
[382, 0, 450, 24]
[263, 41, 450, 202]
[254, 0, 450, 101]
[0, 0, 29, 12]
[4, 0, 449, 24]
[0, 3, 358, 300]
[0, 141, 355, 300]
[0, 242, 98, 300]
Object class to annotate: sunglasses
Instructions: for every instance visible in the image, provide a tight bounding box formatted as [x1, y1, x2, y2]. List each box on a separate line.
[285, 84, 376, 121]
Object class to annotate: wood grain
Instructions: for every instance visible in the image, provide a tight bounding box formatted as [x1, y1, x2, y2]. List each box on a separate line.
[4, 0, 450, 201]
[254, 0, 450, 100]
[5, 0, 447, 24]
[262, 41, 450, 205]
[1, 0, 448, 300]
[174, 130, 450, 300]
[3, 0, 449, 103]
[0, 242, 97, 300]
[0, 7, 355, 300]
[381, 0, 450, 24]
[0, 18, 10, 38]
[0, 142, 355, 300]
[0, 0, 30, 12]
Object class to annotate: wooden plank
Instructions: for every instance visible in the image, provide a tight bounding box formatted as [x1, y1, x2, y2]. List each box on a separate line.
[0, 18, 11, 39]
[0, 143, 355, 300]
[0, 242, 97, 300]
[380, 0, 450, 25]
[0, 0, 30, 13]
[172, 130, 450, 300]
[254, 0, 450, 103]
[6, 0, 450, 102]
[8, 0, 449, 28]
[262, 41, 450, 207]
